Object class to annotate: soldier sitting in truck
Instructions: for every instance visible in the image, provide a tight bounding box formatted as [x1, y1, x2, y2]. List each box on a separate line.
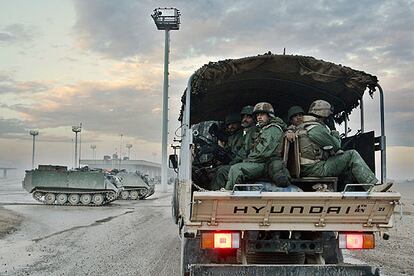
[285, 105, 305, 142]
[211, 107, 257, 190]
[296, 100, 392, 191]
[225, 102, 290, 190]
[210, 112, 244, 190]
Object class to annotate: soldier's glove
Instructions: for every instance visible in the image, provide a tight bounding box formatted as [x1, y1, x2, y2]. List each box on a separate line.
[331, 130, 340, 139]
[285, 130, 297, 142]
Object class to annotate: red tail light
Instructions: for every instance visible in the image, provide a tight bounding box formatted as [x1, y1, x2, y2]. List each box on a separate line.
[339, 233, 375, 249]
[201, 232, 240, 249]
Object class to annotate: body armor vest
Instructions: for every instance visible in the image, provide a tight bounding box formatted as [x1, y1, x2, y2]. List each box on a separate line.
[297, 121, 323, 164]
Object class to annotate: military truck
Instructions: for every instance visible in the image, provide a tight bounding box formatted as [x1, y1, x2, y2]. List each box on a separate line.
[114, 170, 155, 200]
[23, 165, 121, 206]
[170, 54, 401, 275]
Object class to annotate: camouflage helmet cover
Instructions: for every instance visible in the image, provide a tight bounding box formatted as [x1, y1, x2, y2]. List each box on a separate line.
[225, 112, 241, 126]
[308, 100, 333, 118]
[240, 105, 254, 116]
[253, 102, 275, 117]
[287, 106, 305, 120]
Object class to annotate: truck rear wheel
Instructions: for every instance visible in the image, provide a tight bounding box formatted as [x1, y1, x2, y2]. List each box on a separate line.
[322, 232, 343, 264]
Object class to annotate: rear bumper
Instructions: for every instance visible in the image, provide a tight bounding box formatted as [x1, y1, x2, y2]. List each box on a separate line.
[190, 264, 380, 276]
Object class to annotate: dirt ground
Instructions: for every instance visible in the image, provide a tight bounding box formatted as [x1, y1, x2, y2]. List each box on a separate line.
[347, 182, 414, 276]
[0, 179, 412, 275]
[0, 206, 22, 238]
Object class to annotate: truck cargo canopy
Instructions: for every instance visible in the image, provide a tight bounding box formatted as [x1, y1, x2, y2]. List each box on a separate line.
[180, 53, 378, 124]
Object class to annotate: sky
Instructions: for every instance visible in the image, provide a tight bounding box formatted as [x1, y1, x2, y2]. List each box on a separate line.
[0, 0, 413, 180]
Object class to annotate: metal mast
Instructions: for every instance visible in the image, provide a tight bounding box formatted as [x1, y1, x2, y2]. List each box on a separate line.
[72, 125, 82, 168]
[151, 7, 181, 192]
[29, 130, 39, 169]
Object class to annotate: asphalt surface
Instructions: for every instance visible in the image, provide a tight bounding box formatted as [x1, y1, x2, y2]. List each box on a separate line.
[0, 178, 180, 276]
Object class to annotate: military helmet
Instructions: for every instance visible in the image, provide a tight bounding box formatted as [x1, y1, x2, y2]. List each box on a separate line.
[287, 106, 305, 120]
[253, 102, 275, 118]
[225, 112, 241, 126]
[308, 100, 333, 118]
[240, 105, 254, 116]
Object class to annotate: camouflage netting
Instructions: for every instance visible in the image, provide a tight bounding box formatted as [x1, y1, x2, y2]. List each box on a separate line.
[180, 53, 378, 124]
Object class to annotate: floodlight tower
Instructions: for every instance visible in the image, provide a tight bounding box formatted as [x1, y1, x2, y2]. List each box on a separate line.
[90, 144, 97, 160]
[72, 125, 82, 168]
[126, 144, 133, 159]
[29, 130, 39, 169]
[151, 7, 181, 192]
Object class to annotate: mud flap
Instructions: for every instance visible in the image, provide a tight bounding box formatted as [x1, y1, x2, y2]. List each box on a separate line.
[189, 264, 380, 276]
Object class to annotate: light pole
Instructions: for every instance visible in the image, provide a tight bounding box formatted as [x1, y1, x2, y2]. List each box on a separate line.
[90, 144, 96, 160]
[151, 7, 181, 192]
[72, 125, 82, 168]
[126, 144, 132, 159]
[29, 130, 39, 169]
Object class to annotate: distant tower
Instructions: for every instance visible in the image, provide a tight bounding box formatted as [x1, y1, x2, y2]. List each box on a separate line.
[72, 125, 82, 168]
[90, 144, 97, 160]
[151, 7, 181, 192]
[126, 144, 133, 159]
[29, 130, 39, 169]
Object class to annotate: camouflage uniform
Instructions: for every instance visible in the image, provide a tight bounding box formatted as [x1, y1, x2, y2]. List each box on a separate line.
[225, 115, 290, 190]
[225, 129, 244, 161]
[210, 129, 244, 190]
[298, 115, 378, 184]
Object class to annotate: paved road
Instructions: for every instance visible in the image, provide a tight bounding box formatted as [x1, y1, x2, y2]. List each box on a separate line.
[0, 178, 180, 276]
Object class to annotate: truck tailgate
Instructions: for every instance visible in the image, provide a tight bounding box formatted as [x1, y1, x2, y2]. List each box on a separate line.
[190, 191, 400, 231]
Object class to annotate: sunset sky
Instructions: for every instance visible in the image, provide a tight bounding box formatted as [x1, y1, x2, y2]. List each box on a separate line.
[0, 0, 413, 180]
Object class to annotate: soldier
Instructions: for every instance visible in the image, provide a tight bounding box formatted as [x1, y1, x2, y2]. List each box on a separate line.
[210, 112, 244, 190]
[285, 105, 305, 142]
[223, 112, 244, 157]
[225, 102, 290, 190]
[288, 106, 305, 127]
[232, 105, 258, 164]
[296, 100, 392, 191]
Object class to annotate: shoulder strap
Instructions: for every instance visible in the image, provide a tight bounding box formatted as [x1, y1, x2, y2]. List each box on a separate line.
[263, 123, 283, 132]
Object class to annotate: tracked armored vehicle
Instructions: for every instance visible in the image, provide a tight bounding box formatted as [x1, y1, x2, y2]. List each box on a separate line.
[115, 171, 155, 200]
[23, 165, 121, 206]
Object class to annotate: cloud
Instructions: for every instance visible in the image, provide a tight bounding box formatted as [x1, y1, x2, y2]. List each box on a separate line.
[73, 0, 157, 59]
[0, 118, 28, 136]
[0, 24, 37, 44]
[384, 88, 414, 146]
[71, 1, 414, 64]
[0, 73, 52, 95]
[3, 81, 164, 142]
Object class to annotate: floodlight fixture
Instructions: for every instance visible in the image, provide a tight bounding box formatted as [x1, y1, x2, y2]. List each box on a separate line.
[30, 130, 39, 136]
[29, 130, 39, 169]
[72, 125, 82, 133]
[151, 7, 181, 30]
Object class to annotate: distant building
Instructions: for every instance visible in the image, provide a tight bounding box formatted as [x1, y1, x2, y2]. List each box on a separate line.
[80, 158, 161, 178]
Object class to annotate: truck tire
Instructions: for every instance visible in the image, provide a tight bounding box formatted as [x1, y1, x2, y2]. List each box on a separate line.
[322, 232, 344, 264]
[181, 237, 202, 276]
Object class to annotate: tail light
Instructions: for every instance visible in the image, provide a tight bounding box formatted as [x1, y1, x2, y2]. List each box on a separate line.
[201, 232, 240, 249]
[339, 233, 375, 249]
